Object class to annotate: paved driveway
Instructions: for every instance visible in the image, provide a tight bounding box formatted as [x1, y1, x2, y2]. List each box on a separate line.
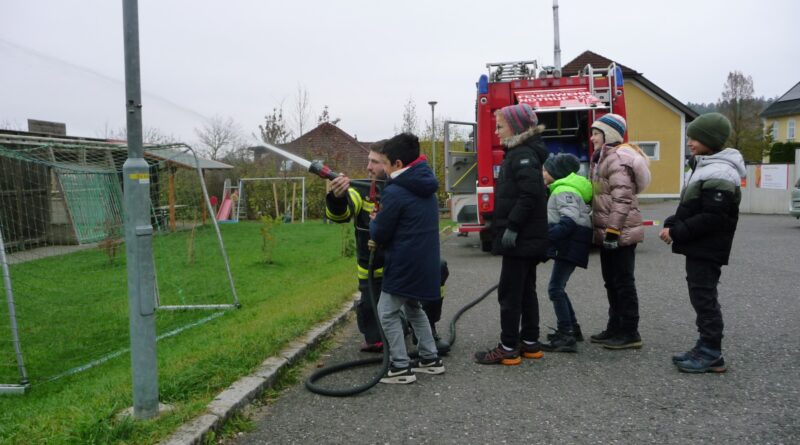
[232, 201, 800, 444]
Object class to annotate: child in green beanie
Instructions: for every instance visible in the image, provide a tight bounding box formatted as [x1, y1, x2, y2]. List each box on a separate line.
[659, 112, 747, 373]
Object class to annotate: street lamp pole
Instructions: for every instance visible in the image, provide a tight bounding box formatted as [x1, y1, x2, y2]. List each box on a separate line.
[428, 101, 437, 176]
[122, 0, 159, 419]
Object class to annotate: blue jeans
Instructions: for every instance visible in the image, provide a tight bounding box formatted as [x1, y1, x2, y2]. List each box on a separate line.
[548, 259, 577, 332]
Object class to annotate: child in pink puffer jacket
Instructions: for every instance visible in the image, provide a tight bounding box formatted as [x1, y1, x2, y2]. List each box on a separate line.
[587, 113, 651, 351]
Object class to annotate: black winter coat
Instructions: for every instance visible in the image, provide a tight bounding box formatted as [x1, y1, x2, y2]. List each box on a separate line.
[491, 132, 550, 259]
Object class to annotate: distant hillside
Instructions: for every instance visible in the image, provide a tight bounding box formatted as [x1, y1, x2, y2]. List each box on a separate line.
[687, 97, 778, 116]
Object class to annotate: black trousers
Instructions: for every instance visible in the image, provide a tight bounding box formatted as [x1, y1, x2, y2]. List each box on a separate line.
[421, 259, 448, 329]
[599, 244, 640, 334]
[685, 257, 724, 351]
[498, 255, 540, 348]
[357, 278, 383, 344]
[421, 298, 443, 325]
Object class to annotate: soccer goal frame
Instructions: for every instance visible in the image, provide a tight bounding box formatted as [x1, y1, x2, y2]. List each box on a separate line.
[0, 230, 28, 395]
[0, 136, 240, 389]
[238, 177, 307, 223]
[151, 143, 240, 311]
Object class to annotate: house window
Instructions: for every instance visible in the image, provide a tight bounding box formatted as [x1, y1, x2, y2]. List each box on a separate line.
[634, 141, 660, 161]
[788, 120, 796, 141]
[771, 121, 779, 140]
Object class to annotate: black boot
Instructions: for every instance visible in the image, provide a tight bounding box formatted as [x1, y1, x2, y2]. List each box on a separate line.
[572, 323, 584, 342]
[590, 329, 617, 344]
[602, 332, 643, 350]
[431, 325, 450, 355]
[541, 330, 577, 353]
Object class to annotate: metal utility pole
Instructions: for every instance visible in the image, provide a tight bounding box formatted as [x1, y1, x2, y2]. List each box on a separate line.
[553, 0, 561, 72]
[122, 0, 159, 419]
[428, 101, 437, 176]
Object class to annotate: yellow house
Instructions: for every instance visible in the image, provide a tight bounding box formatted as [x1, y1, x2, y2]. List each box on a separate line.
[760, 81, 799, 144]
[563, 51, 698, 197]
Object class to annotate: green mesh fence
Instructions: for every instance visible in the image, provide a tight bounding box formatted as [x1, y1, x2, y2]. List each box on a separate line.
[57, 171, 124, 244]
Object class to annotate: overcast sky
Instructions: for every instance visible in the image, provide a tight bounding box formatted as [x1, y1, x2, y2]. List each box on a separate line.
[1, 0, 798, 146]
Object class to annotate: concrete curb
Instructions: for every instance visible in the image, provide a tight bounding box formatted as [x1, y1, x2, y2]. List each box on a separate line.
[159, 294, 359, 445]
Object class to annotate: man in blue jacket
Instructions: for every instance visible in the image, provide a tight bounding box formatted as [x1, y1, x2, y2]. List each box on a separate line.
[370, 133, 443, 384]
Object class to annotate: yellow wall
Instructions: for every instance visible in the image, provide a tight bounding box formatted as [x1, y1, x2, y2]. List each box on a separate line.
[624, 81, 683, 195]
[763, 114, 800, 143]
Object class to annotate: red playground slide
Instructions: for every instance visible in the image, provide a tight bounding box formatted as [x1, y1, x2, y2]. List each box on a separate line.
[216, 197, 232, 221]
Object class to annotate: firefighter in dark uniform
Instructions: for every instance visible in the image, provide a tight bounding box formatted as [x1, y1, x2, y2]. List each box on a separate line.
[326, 146, 449, 353]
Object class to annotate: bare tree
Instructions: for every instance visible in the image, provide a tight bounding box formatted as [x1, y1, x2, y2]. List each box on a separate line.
[0, 119, 24, 131]
[317, 105, 341, 126]
[96, 122, 117, 139]
[259, 107, 292, 144]
[101, 126, 178, 145]
[194, 115, 242, 160]
[399, 96, 418, 134]
[718, 71, 763, 162]
[423, 115, 461, 141]
[291, 84, 312, 137]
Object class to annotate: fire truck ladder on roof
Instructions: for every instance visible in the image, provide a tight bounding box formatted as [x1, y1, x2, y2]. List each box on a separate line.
[487, 60, 539, 82]
[582, 63, 620, 116]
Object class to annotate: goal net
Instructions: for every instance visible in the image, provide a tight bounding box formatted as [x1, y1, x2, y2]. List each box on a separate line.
[0, 136, 238, 392]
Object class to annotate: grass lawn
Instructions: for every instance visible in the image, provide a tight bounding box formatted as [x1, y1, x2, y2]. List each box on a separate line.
[0, 220, 356, 444]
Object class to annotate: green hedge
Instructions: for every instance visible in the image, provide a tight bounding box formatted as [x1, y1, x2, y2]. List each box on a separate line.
[769, 142, 798, 163]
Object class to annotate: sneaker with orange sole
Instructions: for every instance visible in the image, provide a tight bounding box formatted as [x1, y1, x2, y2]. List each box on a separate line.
[520, 341, 545, 359]
[474, 344, 521, 365]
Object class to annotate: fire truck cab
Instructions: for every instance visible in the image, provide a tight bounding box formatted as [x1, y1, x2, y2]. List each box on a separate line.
[444, 60, 628, 251]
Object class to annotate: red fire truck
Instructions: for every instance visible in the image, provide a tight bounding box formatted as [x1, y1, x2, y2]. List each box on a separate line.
[444, 60, 628, 251]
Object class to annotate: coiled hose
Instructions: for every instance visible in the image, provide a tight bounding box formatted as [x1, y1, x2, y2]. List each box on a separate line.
[304, 250, 498, 397]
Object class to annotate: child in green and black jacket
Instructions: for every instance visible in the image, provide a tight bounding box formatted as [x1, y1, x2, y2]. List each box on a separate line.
[660, 112, 746, 374]
[541, 153, 593, 353]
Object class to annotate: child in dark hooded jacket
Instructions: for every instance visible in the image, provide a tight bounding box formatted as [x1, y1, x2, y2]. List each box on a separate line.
[370, 133, 443, 384]
[660, 112, 746, 373]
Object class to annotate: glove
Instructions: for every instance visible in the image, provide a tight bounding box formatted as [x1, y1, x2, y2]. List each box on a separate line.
[501, 229, 518, 249]
[602, 231, 620, 250]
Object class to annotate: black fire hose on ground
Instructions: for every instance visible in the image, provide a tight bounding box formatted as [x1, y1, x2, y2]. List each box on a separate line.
[304, 250, 499, 397]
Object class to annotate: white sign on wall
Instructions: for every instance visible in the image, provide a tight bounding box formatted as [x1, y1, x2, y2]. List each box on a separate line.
[757, 164, 788, 190]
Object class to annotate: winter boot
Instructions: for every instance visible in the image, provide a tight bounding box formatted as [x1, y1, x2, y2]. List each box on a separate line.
[675, 346, 726, 373]
[602, 332, 643, 350]
[541, 330, 578, 353]
[589, 329, 616, 344]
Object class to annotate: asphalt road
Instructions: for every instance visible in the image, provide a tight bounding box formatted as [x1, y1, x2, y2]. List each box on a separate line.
[231, 201, 800, 445]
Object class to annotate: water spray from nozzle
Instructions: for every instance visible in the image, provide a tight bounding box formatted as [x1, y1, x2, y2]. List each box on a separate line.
[251, 138, 340, 179]
[249, 138, 383, 195]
